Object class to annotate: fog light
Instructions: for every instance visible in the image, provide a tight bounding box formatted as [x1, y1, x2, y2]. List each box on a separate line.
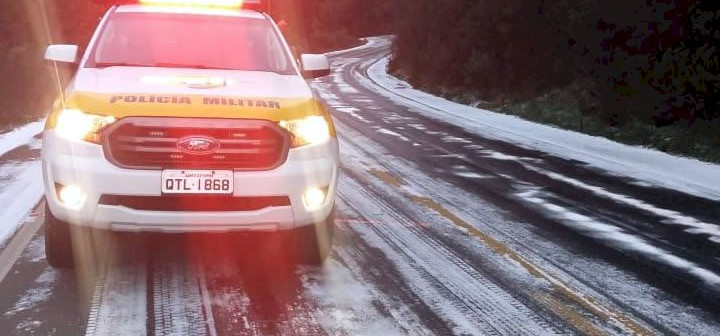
[58, 185, 86, 209]
[303, 188, 326, 210]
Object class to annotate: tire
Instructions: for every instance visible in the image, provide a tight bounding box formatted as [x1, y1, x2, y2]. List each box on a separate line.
[296, 208, 336, 265]
[44, 201, 75, 269]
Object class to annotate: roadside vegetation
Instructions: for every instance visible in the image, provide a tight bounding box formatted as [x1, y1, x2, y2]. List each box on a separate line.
[0, 0, 392, 131]
[389, 0, 720, 163]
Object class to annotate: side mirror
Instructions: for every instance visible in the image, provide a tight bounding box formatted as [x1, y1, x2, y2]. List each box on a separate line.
[44, 44, 78, 63]
[301, 54, 331, 79]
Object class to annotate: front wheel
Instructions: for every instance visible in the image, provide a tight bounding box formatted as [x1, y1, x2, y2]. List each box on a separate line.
[295, 209, 336, 265]
[44, 202, 75, 269]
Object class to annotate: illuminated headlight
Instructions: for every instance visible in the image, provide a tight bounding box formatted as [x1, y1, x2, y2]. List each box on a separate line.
[279, 116, 331, 147]
[57, 184, 86, 210]
[55, 109, 116, 143]
[303, 187, 327, 210]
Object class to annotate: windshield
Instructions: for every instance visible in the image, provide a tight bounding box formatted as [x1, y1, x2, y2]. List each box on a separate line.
[86, 12, 294, 74]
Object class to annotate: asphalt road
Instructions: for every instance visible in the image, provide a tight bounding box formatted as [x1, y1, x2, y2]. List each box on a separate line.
[0, 39, 719, 336]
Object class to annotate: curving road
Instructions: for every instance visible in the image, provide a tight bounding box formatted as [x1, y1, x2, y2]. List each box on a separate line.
[0, 38, 719, 335]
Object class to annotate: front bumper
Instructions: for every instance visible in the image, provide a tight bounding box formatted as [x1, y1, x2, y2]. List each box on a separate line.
[42, 130, 339, 233]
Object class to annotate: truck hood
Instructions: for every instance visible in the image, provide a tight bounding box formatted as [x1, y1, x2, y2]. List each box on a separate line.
[63, 67, 323, 121]
[73, 66, 313, 98]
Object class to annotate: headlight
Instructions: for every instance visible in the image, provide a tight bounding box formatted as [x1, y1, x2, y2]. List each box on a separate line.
[55, 109, 116, 143]
[279, 115, 331, 147]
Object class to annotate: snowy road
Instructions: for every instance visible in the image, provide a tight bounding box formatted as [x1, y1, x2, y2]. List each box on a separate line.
[1, 38, 719, 335]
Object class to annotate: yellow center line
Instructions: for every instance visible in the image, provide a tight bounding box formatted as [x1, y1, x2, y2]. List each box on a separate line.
[370, 168, 406, 188]
[366, 168, 656, 336]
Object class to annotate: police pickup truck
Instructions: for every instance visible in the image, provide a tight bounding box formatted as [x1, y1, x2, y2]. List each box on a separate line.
[42, 0, 339, 267]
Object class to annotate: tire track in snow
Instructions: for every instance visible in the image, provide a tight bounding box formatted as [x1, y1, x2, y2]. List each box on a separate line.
[298, 260, 405, 336]
[196, 235, 327, 336]
[201, 260, 258, 336]
[151, 258, 208, 336]
[327, 228, 448, 336]
[85, 262, 148, 336]
[338, 175, 562, 336]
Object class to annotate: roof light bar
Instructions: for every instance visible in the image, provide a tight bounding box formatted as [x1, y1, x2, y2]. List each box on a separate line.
[138, 0, 246, 8]
[243, 0, 266, 11]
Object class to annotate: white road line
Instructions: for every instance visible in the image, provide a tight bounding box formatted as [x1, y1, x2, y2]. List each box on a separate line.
[0, 202, 42, 284]
[0, 161, 44, 246]
[196, 264, 218, 336]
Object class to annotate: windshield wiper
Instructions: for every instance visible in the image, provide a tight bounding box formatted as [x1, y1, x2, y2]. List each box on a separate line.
[94, 62, 155, 68]
[152, 62, 236, 70]
[95, 61, 286, 74]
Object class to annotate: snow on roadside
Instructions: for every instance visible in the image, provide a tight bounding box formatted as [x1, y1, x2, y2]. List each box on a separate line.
[358, 39, 720, 201]
[0, 120, 45, 247]
[0, 120, 44, 158]
[0, 161, 44, 246]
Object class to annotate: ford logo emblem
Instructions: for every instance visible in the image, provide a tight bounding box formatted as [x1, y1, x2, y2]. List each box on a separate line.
[177, 136, 221, 155]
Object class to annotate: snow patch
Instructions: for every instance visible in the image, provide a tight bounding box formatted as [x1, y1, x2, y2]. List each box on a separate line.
[300, 261, 404, 336]
[0, 119, 44, 158]
[0, 161, 44, 246]
[336, 107, 371, 123]
[517, 188, 720, 288]
[5, 268, 58, 316]
[480, 150, 524, 161]
[479, 149, 543, 163]
[524, 164, 720, 245]
[441, 135, 472, 144]
[375, 128, 410, 142]
[86, 264, 148, 336]
[453, 171, 492, 180]
[26, 237, 46, 263]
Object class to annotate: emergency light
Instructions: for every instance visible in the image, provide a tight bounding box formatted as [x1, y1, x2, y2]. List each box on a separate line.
[97, 0, 267, 11]
[139, 0, 241, 7]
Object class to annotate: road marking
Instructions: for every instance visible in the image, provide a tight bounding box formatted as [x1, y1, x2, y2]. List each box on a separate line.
[366, 167, 656, 336]
[0, 202, 43, 284]
[0, 161, 44, 245]
[338, 181, 560, 335]
[196, 263, 218, 336]
[369, 168, 405, 187]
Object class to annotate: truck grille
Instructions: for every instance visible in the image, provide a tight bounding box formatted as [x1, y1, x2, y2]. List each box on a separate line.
[103, 117, 289, 170]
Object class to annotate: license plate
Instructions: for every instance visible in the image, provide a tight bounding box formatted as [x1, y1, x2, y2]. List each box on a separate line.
[161, 170, 233, 194]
